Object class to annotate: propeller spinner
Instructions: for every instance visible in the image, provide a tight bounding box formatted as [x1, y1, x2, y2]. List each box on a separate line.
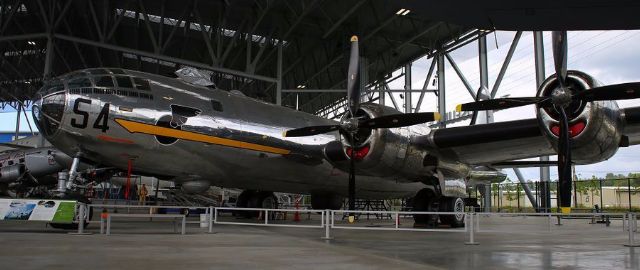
[283, 36, 440, 222]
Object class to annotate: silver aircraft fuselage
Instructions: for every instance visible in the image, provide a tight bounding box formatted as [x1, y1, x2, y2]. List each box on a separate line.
[33, 68, 438, 199]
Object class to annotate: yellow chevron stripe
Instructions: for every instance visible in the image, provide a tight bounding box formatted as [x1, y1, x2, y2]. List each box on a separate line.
[115, 118, 291, 155]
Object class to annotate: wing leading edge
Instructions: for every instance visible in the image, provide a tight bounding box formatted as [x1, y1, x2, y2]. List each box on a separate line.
[416, 106, 640, 167]
[418, 118, 555, 165]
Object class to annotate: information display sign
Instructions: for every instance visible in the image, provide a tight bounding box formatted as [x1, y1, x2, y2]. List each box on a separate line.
[0, 199, 77, 223]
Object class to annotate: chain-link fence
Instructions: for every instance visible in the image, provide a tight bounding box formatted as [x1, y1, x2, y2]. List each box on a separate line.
[470, 177, 640, 213]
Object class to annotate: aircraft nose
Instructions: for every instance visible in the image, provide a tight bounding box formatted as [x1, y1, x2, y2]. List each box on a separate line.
[32, 78, 66, 137]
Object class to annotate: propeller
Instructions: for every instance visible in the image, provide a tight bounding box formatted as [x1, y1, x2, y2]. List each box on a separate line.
[283, 36, 440, 222]
[456, 31, 640, 214]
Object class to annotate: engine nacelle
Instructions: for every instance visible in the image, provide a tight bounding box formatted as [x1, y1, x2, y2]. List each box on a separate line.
[537, 71, 623, 164]
[325, 103, 468, 181]
[0, 165, 25, 183]
[180, 180, 211, 194]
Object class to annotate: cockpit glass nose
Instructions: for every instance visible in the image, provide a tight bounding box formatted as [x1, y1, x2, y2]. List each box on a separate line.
[33, 79, 66, 137]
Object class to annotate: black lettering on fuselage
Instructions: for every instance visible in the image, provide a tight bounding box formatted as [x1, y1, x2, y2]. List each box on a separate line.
[71, 98, 91, 129]
[71, 98, 110, 132]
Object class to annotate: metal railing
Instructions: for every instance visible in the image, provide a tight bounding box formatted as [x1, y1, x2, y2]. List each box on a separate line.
[213, 207, 325, 228]
[57, 205, 640, 247]
[87, 204, 211, 224]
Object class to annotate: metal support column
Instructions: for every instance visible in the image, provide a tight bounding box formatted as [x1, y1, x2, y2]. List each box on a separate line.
[478, 35, 493, 124]
[483, 184, 492, 212]
[276, 43, 283, 106]
[534, 31, 551, 212]
[14, 104, 21, 141]
[404, 63, 412, 113]
[437, 53, 446, 128]
[43, 35, 54, 79]
[514, 168, 539, 209]
[360, 57, 368, 99]
[40, 34, 56, 147]
[378, 82, 385, 105]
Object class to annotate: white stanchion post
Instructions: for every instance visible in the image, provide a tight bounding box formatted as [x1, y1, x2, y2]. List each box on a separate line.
[264, 210, 269, 225]
[321, 210, 333, 240]
[625, 213, 640, 247]
[181, 216, 186, 235]
[100, 214, 105, 234]
[69, 203, 91, 235]
[106, 215, 111, 235]
[395, 213, 399, 229]
[78, 203, 85, 234]
[465, 213, 479, 245]
[208, 206, 215, 234]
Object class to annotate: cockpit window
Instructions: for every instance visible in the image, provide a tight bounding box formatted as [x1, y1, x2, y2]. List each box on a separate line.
[64, 71, 89, 80]
[109, 68, 126, 74]
[42, 79, 65, 95]
[87, 69, 109, 75]
[67, 77, 93, 88]
[34, 92, 65, 136]
[133, 77, 150, 90]
[115, 76, 133, 88]
[95, 76, 115, 87]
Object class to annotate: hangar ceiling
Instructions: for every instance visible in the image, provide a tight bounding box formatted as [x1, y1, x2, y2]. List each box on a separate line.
[0, 0, 475, 113]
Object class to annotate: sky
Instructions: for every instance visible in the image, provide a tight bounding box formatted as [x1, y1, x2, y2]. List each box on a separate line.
[1, 30, 639, 182]
[385, 30, 640, 182]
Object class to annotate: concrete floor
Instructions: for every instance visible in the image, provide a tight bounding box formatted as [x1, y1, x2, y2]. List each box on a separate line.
[0, 215, 639, 270]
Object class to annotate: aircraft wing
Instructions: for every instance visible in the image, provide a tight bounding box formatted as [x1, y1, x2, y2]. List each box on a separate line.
[417, 106, 640, 166]
[418, 118, 555, 166]
[402, 0, 640, 31]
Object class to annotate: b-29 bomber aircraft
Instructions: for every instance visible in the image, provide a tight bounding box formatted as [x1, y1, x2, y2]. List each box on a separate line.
[31, 33, 640, 227]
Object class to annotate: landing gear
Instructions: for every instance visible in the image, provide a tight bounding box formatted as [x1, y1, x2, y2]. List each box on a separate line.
[235, 190, 278, 218]
[310, 192, 343, 210]
[439, 197, 465, 228]
[412, 189, 439, 227]
[412, 188, 465, 228]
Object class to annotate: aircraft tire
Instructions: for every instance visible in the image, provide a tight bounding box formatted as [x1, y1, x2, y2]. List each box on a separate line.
[439, 197, 465, 228]
[310, 192, 342, 210]
[412, 188, 438, 227]
[235, 190, 257, 218]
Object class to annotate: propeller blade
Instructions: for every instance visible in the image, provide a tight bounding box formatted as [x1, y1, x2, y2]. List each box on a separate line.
[348, 133, 356, 223]
[573, 82, 640, 102]
[456, 97, 546, 112]
[283, 125, 341, 137]
[359, 112, 441, 129]
[347, 36, 361, 117]
[552, 31, 568, 89]
[557, 107, 573, 214]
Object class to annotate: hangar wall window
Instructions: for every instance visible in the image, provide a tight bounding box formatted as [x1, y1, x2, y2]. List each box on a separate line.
[211, 99, 223, 112]
[116, 76, 133, 88]
[133, 77, 150, 90]
[95, 76, 115, 87]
